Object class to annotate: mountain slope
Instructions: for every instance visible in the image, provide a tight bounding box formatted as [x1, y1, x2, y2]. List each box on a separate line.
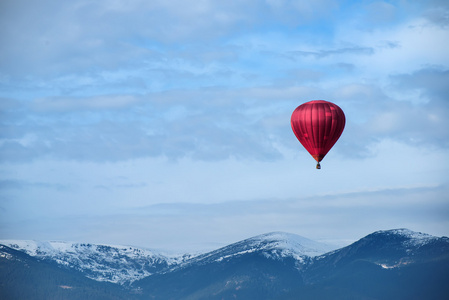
[306, 228, 449, 275]
[291, 228, 449, 300]
[173, 231, 336, 268]
[0, 240, 193, 285]
[135, 232, 337, 299]
[136, 232, 325, 300]
[0, 245, 139, 300]
[136, 229, 449, 300]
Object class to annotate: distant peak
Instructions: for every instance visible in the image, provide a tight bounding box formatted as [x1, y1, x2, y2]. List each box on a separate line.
[373, 228, 434, 239]
[248, 231, 302, 242]
[362, 228, 439, 249]
[240, 232, 337, 259]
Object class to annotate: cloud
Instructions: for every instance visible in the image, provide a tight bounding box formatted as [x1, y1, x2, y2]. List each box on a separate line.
[1, 0, 449, 255]
[422, 0, 449, 27]
[364, 2, 397, 25]
[264, 0, 338, 26]
[0, 179, 69, 191]
[287, 46, 374, 59]
[0, 0, 344, 80]
[2, 65, 447, 164]
[327, 66, 449, 157]
[1, 87, 292, 162]
[1, 0, 228, 77]
[2, 184, 447, 250]
[1, 0, 448, 164]
[0, 1, 214, 77]
[386, 67, 449, 147]
[390, 67, 449, 102]
[32, 95, 142, 112]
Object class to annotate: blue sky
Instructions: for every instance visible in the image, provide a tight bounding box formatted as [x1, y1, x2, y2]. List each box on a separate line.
[1, 0, 448, 251]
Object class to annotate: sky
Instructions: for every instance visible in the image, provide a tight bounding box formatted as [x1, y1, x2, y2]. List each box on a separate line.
[1, 0, 448, 252]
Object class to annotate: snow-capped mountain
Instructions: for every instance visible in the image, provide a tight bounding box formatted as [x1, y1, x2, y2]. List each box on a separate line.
[135, 228, 449, 300]
[174, 231, 337, 269]
[134, 228, 449, 299]
[0, 232, 334, 284]
[312, 228, 448, 268]
[302, 228, 449, 293]
[2, 228, 449, 300]
[0, 240, 194, 285]
[368, 228, 440, 248]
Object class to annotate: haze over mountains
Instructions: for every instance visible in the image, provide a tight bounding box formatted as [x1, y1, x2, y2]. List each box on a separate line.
[1, 228, 449, 299]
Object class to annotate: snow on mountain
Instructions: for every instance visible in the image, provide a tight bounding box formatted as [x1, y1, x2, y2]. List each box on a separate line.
[8, 229, 438, 286]
[311, 228, 448, 271]
[374, 228, 437, 247]
[0, 240, 194, 285]
[174, 231, 338, 270]
[3, 229, 448, 300]
[250, 232, 337, 259]
[0, 232, 338, 283]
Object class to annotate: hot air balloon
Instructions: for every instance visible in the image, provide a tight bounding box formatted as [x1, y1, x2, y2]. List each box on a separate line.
[291, 100, 345, 169]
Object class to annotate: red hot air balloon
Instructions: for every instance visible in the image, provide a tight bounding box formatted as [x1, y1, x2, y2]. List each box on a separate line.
[291, 100, 345, 169]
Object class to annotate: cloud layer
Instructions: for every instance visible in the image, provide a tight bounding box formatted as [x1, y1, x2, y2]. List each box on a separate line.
[1, 0, 448, 249]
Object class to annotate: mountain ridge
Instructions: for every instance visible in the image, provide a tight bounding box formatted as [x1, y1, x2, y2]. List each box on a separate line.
[0, 231, 337, 283]
[2, 228, 449, 299]
[134, 228, 449, 299]
[169, 231, 337, 271]
[0, 239, 195, 285]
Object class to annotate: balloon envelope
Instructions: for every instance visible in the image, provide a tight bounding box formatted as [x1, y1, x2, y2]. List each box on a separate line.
[291, 100, 345, 167]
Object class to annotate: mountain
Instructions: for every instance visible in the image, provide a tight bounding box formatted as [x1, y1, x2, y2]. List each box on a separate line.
[2, 229, 449, 299]
[0, 240, 193, 285]
[289, 228, 449, 299]
[173, 231, 336, 268]
[0, 244, 138, 300]
[134, 229, 449, 299]
[136, 232, 336, 299]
